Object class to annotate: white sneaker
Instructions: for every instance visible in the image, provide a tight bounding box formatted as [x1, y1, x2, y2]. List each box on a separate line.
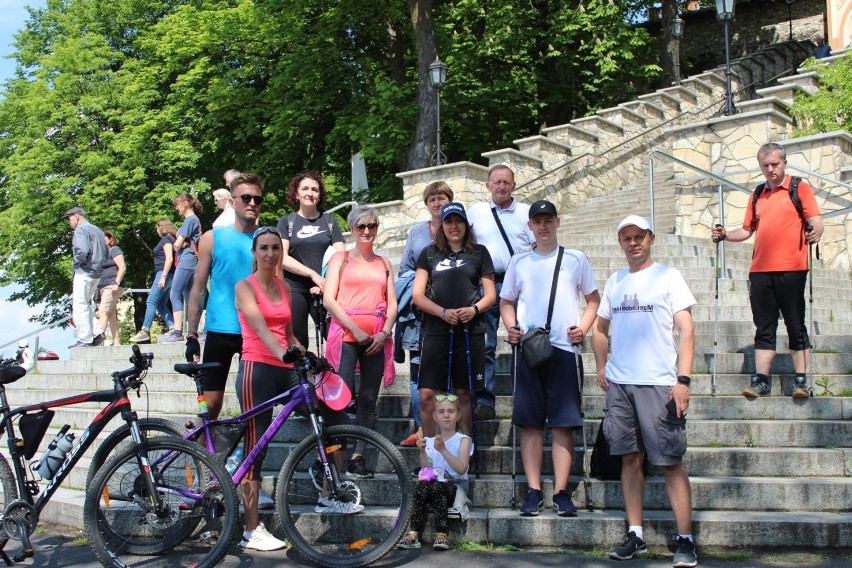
[258, 491, 275, 510]
[315, 496, 364, 515]
[239, 522, 287, 551]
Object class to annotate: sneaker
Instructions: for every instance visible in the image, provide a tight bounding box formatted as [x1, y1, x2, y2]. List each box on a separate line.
[239, 522, 287, 551]
[346, 455, 374, 479]
[129, 330, 151, 344]
[672, 536, 698, 567]
[68, 341, 93, 349]
[609, 531, 647, 560]
[315, 496, 364, 514]
[792, 376, 809, 399]
[432, 532, 450, 551]
[399, 432, 420, 447]
[743, 374, 771, 398]
[158, 330, 185, 343]
[396, 530, 421, 550]
[519, 488, 543, 516]
[552, 490, 577, 517]
[258, 491, 275, 510]
[473, 403, 495, 421]
[91, 333, 105, 346]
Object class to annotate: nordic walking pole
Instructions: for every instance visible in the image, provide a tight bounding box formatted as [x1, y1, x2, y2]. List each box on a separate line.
[463, 324, 479, 479]
[807, 224, 815, 397]
[509, 328, 520, 508]
[446, 326, 455, 393]
[313, 294, 324, 357]
[712, 224, 722, 397]
[570, 326, 593, 512]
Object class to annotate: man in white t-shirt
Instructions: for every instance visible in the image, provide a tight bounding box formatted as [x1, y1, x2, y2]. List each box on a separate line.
[467, 165, 535, 420]
[499, 200, 599, 517]
[593, 215, 698, 568]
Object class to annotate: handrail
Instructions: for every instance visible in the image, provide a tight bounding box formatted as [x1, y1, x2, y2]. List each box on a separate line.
[325, 200, 358, 216]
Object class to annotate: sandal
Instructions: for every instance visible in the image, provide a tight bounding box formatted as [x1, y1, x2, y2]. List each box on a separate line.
[396, 531, 421, 549]
[399, 432, 419, 447]
[433, 532, 450, 551]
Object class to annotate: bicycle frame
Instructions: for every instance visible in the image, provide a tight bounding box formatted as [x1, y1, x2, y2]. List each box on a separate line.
[0, 348, 189, 561]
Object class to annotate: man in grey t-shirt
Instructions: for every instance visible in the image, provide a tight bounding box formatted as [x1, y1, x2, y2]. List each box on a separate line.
[64, 207, 108, 347]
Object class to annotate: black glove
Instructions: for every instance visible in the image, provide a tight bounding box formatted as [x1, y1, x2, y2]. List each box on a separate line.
[185, 336, 201, 362]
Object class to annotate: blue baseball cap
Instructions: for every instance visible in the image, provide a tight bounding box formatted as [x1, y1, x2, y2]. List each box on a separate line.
[441, 202, 468, 222]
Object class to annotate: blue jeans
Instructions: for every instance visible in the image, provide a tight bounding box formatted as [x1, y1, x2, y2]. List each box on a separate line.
[142, 271, 174, 331]
[476, 280, 501, 407]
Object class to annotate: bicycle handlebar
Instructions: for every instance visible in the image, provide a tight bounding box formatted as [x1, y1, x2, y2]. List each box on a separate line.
[112, 346, 154, 387]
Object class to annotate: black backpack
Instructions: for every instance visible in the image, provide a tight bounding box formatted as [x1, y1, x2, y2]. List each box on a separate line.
[749, 177, 809, 250]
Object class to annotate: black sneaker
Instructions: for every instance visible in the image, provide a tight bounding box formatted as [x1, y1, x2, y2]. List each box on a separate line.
[672, 536, 698, 567]
[519, 488, 543, 516]
[609, 531, 647, 560]
[345, 455, 374, 479]
[92, 333, 105, 346]
[743, 374, 771, 398]
[552, 490, 577, 517]
[792, 376, 809, 399]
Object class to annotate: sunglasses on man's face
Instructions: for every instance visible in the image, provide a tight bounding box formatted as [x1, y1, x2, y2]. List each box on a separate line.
[435, 394, 458, 402]
[238, 194, 264, 205]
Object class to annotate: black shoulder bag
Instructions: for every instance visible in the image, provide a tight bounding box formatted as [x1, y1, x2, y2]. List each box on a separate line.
[519, 246, 563, 368]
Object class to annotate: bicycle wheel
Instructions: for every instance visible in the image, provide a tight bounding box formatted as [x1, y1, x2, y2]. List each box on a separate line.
[84, 438, 238, 568]
[86, 417, 184, 487]
[277, 424, 412, 568]
[0, 454, 19, 549]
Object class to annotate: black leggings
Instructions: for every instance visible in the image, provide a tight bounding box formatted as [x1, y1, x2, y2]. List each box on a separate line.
[408, 481, 457, 534]
[339, 341, 384, 454]
[289, 287, 324, 351]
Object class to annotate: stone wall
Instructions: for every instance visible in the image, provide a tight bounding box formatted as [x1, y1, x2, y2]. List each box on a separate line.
[677, 1, 827, 71]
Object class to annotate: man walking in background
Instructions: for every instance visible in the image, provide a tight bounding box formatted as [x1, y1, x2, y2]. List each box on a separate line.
[64, 207, 108, 348]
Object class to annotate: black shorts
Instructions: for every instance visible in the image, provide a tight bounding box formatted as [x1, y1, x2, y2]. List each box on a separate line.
[512, 346, 582, 430]
[749, 271, 810, 351]
[417, 330, 485, 392]
[201, 331, 242, 392]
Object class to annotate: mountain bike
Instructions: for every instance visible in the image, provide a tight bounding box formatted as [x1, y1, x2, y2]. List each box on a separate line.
[89, 347, 412, 568]
[0, 347, 237, 567]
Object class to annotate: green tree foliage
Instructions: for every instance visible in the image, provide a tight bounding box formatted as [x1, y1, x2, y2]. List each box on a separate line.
[791, 55, 852, 136]
[0, 0, 658, 320]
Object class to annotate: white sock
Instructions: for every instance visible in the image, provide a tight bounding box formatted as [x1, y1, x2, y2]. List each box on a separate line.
[628, 526, 644, 540]
[678, 534, 694, 543]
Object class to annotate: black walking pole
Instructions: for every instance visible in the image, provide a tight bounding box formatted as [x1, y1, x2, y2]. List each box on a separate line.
[463, 324, 479, 479]
[571, 326, 593, 511]
[807, 225, 815, 397]
[712, 224, 724, 397]
[509, 329, 519, 508]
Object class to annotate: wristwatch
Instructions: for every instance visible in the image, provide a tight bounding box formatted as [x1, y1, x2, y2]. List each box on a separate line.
[676, 375, 691, 386]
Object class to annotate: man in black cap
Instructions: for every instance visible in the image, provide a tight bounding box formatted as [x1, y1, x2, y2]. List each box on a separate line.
[64, 207, 108, 347]
[499, 200, 599, 517]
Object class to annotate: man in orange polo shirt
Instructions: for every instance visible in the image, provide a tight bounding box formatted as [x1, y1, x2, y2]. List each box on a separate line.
[711, 143, 823, 398]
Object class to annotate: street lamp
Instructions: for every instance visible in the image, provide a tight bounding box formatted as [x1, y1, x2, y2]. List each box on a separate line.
[429, 56, 448, 166]
[785, 0, 794, 42]
[716, 0, 737, 116]
[672, 16, 684, 86]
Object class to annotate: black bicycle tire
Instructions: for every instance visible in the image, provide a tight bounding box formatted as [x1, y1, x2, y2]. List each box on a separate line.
[277, 424, 412, 568]
[84, 437, 238, 568]
[0, 454, 19, 548]
[86, 417, 185, 487]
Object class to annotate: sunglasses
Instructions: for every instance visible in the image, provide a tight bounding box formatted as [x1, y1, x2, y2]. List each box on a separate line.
[355, 222, 378, 232]
[435, 394, 458, 402]
[253, 226, 280, 239]
[238, 194, 264, 205]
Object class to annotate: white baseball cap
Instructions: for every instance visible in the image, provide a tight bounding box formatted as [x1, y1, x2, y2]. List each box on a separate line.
[616, 215, 653, 235]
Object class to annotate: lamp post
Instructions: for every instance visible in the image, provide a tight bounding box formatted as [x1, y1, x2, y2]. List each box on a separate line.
[785, 0, 794, 42]
[672, 16, 684, 86]
[429, 56, 448, 167]
[716, 0, 737, 116]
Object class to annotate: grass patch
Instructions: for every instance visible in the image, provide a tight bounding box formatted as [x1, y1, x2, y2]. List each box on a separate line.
[455, 541, 521, 552]
[709, 550, 752, 561]
[839, 388, 852, 398]
[812, 348, 838, 354]
[71, 536, 89, 546]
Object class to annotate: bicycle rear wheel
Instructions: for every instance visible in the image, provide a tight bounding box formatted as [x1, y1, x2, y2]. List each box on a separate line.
[0, 454, 19, 549]
[84, 438, 238, 568]
[277, 424, 412, 568]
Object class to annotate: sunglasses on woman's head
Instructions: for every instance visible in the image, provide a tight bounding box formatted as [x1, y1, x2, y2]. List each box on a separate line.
[238, 194, 264, 205]
[355, 222, 378, 232]
[435, 394, 458, 402]
[253, 226, 280, 238]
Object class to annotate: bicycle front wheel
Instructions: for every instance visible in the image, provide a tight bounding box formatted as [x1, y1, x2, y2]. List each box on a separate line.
[84, 438, 238, 568]
[277, 424, 412, 568]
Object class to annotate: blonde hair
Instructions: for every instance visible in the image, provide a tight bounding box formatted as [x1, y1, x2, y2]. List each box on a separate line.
[434, 396, 468, 436]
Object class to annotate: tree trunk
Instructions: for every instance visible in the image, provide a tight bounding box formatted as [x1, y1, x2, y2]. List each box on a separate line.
[407, 0, 438, 171]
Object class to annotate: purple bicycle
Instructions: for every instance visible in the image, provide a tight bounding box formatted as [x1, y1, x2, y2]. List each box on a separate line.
[88, 348, 412, 568]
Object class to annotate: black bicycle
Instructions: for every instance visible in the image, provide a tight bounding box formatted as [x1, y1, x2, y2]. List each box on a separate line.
[0, 347, 237, 567]
[88, 348, 413, 567]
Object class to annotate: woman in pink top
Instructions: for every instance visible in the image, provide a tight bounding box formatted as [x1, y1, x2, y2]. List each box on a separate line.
[324, 207, 397, 479]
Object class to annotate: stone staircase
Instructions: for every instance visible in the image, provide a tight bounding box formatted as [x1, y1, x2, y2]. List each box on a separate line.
[6, 40, 851, 554]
